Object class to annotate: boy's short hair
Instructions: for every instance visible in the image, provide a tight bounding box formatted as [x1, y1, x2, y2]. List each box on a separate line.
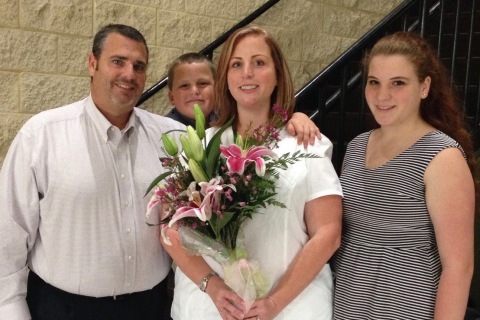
[167, 53, 215, 89]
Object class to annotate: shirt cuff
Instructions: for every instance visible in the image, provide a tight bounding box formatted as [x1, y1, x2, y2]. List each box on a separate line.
[0, 299, 31, 320]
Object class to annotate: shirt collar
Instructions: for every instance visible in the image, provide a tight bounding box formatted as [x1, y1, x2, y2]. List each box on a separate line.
[169, 108, 197, 127]
[85, 94, 137, 143]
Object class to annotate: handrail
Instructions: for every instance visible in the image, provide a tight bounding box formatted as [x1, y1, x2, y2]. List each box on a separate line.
[137, 0, 280, 106]
[295, 0, 419, 116]
[293, 0, 480, 172]
[298, 0, 450, 120]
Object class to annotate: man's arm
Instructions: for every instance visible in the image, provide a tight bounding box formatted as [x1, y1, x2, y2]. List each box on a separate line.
[0, 130, 40, 320]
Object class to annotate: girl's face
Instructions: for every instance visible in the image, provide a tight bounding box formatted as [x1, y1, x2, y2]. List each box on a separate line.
[227, 35, 277, 115]
[365, 54, 430, 128]
[168, 62, 214, 119]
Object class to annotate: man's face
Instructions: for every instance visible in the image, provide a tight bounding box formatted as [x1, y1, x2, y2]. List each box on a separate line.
[88, 32, 148, 118]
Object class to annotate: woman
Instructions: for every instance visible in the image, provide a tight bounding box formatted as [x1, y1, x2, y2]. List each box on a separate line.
[165, 51, 318, 144]
[331, 32, 475, 319]
[162, 26, 343, 320]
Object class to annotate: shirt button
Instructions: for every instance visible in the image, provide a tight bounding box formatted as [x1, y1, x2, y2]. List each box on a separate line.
[126, 227, 131, 233]
[120, 174, 125, 179]
[125, 282, 131, 287]
[128, 255, 133, 260]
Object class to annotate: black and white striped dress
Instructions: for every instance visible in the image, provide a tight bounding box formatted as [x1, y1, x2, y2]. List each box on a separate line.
[331, 130, 463, 319]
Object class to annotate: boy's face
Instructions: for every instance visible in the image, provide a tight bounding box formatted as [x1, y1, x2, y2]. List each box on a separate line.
[168, 62, 215, 120]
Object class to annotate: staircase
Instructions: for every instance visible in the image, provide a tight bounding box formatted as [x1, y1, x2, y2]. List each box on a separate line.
[294, 0, 480, 171]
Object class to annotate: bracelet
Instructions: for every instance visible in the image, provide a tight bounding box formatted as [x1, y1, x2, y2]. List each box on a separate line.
[198, 271, 218, 292]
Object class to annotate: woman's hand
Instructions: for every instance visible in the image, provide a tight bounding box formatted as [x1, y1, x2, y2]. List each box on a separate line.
[243, 296, 278, 320]
[286, 112, 321, 148]
[206, 276, 246, 320]
[161, 227, 245, 320]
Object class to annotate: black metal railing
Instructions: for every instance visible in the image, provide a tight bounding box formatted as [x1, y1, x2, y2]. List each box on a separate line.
[295, 0, 479, 171]
[137, 0, 280, 106]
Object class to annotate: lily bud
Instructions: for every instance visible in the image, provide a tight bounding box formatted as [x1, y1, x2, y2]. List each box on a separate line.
[193, 104, 206, 140]
[187, 126, 204, 162]
[189, 159, 208, 182]
[180, 134, 194, 159]
[235, 134, 244, 148]
[161, 133, 179, 156]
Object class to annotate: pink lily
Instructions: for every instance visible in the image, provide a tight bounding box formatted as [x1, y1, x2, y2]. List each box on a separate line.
[146, 185, 175, 245]
[169, 182, 206, 223]
[199, 177, 236, 217]
[146, 184, 171, 223]
[162, 179, 236, 245]
[168, 179, 232, 230]
[199, 176, 236, 196]
[220, 144, 277, 176]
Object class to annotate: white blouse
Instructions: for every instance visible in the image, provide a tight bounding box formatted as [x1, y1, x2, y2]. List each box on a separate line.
[172, 127, 342, 320]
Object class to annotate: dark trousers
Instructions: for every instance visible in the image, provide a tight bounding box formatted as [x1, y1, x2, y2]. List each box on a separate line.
[27, 271, 169, 320]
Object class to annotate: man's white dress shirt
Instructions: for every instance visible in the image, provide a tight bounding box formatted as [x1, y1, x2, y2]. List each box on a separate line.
[0, 95, 185, 319]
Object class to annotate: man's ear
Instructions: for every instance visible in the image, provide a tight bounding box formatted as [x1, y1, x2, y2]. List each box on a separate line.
[88, 52, 97, 76]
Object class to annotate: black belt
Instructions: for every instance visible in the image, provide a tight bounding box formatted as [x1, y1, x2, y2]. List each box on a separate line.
[28, 270, 165, 301]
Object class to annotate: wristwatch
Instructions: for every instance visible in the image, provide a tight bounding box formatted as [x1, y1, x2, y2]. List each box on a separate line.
[198, 271, 218, 292]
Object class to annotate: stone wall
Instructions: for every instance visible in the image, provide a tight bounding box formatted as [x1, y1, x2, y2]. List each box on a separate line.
[0, 0, 402, 165]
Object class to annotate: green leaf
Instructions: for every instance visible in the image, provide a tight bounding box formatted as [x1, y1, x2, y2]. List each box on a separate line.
[163, 129, 187, 135]
[216, 211, 235, 231]
[144, 171, 172, 197]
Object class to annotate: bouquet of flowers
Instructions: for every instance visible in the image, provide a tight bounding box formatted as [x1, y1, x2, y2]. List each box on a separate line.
[146, 104, 316, 310]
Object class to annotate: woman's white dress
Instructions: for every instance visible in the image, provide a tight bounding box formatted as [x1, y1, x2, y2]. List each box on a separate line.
[171, 127, 343, 320]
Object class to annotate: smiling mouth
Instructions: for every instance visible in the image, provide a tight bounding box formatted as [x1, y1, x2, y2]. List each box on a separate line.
[377, 105, 395, 110]
[115, 82, 136, 91]
[240, 85, 257, 90]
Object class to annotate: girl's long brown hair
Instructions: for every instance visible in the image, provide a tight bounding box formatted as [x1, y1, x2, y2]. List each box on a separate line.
[364, 31, 475, 173]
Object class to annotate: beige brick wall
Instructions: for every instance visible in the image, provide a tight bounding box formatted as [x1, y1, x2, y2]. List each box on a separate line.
[0, 0, 402, 166]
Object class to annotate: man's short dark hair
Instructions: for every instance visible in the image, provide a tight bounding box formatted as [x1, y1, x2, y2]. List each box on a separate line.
[92, 24, 149, 62]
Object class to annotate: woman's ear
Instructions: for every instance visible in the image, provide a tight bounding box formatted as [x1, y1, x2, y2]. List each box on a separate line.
[421, 76, 432, 98]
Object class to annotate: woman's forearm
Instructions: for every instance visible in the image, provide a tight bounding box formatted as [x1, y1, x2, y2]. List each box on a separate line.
[161, 228, 214, 285]
[434, 263, 473, 320]
[267, 227, 340, 313]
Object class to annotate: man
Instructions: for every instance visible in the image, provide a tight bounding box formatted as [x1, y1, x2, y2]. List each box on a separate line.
[0, 24, 184, 320]
[0, 23, 320, 320]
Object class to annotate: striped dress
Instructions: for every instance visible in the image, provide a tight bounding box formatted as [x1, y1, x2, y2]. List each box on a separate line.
[331, 130, 463, 319]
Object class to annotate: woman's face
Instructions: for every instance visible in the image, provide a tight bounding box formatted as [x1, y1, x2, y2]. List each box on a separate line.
[365, 54, 430, 128]
[227, 35, 277, 114]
